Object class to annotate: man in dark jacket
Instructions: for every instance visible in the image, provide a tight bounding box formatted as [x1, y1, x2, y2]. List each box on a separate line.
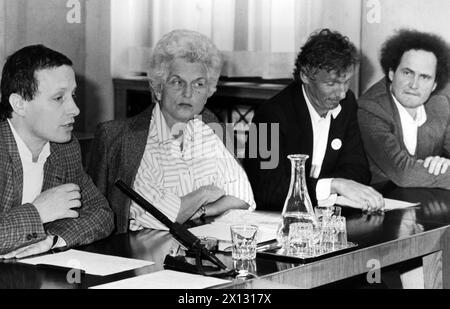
[244, 29, 383, 212]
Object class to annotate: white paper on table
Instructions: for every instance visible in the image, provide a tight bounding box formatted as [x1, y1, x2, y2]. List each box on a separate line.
[90, 270, 231, 289]
[336, 196, 419, 211]
[192, 210, 280, 251]
[20, 249, 154, 276]
[383, 198, 420, 211]
[213, 209, 281, 226]
[189, 220, 278, 251]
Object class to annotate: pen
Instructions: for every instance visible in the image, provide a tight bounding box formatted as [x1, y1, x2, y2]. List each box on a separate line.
[256, 243, 281, 252]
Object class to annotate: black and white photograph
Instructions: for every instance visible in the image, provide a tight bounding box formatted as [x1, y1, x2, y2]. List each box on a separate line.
[1, 0, 450, 293]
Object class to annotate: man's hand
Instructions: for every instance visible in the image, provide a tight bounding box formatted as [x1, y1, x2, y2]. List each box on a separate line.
[33, 183, 81, 224]
[331, 178, 384, 212]
[0, 235, 53, 260]
[422, 156, 450, 175]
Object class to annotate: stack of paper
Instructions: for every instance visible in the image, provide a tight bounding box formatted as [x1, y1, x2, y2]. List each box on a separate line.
[189, 210, 280, 251]
[90, 270, 230, 289]
[213, 209, 281, 226]
[21, 250, 154, 276]
[336, 197, 419, 211]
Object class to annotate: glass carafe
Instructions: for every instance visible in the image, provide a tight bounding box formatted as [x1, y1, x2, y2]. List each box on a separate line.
[277, 154, 317, 248]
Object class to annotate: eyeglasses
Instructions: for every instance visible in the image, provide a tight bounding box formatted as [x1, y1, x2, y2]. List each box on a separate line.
[166, 77, 208, 93]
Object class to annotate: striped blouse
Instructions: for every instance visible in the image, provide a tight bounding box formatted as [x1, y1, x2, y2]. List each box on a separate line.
[130, 103, 256, 230]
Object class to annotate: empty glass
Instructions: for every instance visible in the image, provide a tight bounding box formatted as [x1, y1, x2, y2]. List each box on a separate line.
[288, 222, 313, 258]
[315, 206, 341, 222]
[334, 216, 347, 249]
[321, 215, 347, 252]
[230, 225, 258, 260]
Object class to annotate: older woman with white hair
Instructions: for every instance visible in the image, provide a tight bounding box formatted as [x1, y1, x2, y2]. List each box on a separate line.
[88, 30, 255, 232]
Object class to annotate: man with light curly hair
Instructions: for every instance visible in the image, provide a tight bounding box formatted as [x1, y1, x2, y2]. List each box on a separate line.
[244, 29, 384, 213]
[88, 30, 255, 232]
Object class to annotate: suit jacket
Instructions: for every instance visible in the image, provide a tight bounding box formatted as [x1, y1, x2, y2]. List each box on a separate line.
[358, 78, 450, 188]
[0, 120, 114, 255]
[243, 81, 371, 211]
[87, 103, 221, 234]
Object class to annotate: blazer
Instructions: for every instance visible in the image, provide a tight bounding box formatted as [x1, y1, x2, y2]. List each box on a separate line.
[0, 120, 114, 254]
[87, 103, 221, 234]
[243, 81, 371, 211]
[358, 78, 450, 188]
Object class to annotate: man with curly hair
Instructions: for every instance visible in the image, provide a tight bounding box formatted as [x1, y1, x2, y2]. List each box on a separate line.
[244, 29, 383, 212]
[358, 29, 450, 189]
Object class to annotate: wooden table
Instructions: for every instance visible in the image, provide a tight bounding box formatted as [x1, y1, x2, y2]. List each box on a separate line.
[1, 186, 450, 289]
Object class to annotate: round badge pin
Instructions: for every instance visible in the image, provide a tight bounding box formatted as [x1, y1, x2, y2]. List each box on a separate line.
[331, 138, 342, 150]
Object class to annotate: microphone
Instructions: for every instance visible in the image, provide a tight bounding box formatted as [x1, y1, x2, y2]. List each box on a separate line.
[115, 179, 227, 270]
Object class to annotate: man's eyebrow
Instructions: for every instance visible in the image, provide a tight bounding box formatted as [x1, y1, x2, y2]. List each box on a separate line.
[50, 85, 76, 93]
[401, 67, 414, 72]
[51, 87, 68, 93]
[420, 73, 433, 78]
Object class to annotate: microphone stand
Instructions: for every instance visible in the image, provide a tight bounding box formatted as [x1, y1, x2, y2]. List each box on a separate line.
[115, 180, 229, 275]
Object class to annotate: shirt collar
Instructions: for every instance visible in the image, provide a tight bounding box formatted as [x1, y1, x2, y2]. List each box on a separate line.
[391, 91, 427, 127]
[149, 104, 212, 153]
[302, 85, 341, 121]
[7, 119, 50, 163]
[151, 103, 175, 143]
[151, 103, 194, 145]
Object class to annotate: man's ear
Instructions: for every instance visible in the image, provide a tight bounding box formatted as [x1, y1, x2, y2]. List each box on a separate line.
[9, 94, 26, 116]
[432, 81, 437, 92]
[300, 70, 310, 85]
[388, 69, 395, 82]
[207, 86, 217, 98]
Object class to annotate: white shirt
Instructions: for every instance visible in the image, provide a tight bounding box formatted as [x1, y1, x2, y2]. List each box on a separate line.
[7, 120, 50, 204]
[130, 103, 256, 230]
[391, 92, 427, 156]
[302, 86, 341, 205]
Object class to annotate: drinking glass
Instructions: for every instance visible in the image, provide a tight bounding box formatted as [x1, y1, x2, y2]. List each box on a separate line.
[334, 216, 347, 249]
[321, 215, 347, 252]
[288, 222, 313, 258]
[315, 206, 341, 222]
[230, 225, 258, 260]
